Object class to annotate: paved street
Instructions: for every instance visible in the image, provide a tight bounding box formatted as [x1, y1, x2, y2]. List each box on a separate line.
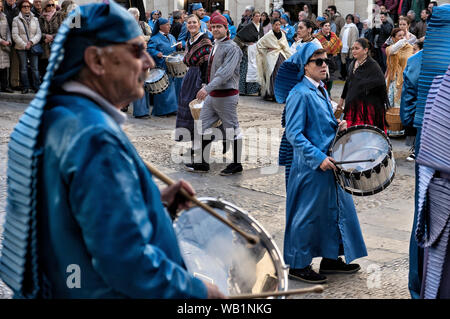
[0, 83, 415, 299]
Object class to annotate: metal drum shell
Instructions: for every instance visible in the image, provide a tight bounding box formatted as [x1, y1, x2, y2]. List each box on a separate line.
[165, 53, 188, 78]
[331, 125, 396, 196]
[173, 197, 289, 298]
[145, 68, 169, 94]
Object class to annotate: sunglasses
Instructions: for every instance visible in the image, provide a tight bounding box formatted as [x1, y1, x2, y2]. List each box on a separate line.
[308, 58, 331, 66]
[118, 42, 147, 59]
[47, 4, 55, 7]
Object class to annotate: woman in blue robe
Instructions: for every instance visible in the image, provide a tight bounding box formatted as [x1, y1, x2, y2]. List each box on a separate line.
[147, 18, 180, 116]
[280, 14, 295, 45]
[278, 43, 367, 283]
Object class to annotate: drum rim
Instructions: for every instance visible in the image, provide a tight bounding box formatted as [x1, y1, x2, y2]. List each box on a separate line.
[332, 125, 393, 175]
[173, 196, 289, 296]
[331, 125, 396, 197]
[146, 67, 167, 82]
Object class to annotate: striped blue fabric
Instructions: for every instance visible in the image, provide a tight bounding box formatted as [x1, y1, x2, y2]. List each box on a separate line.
[413, 4, 450, 128]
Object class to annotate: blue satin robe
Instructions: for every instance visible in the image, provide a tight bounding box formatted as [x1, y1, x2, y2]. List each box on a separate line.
[284, 77, 367, 269]
[147, 32, 180, 116]
[281, 24, 295, 45]
[37, 94, 206, 298]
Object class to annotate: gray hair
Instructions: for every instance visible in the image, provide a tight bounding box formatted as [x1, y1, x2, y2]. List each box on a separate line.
[407, 10, 416, 16]
[128, 7, 140, 19]
[299, 11, 307, 18]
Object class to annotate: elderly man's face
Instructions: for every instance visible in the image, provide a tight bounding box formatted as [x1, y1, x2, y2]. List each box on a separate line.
[100, 36, 153, 106]
[159, 22, 171, 34]
[34, 0, 42, 9]
[6, 0, 16, 6]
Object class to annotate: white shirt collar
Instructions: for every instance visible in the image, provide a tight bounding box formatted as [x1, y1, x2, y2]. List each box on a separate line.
[305, 75, 321, 89]
[62, 81, 127, 126]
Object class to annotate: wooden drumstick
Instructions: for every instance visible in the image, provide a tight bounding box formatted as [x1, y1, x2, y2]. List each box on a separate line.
[334, 159, 375, 165]
[230, 285, 324, 299]
[144, 161, 260, 246]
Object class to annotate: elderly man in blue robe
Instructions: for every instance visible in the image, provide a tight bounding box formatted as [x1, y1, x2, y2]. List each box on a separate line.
[147, 17, 181, 116]
[275, 42, 367, 283]
[0, 0, 224, 299]
[177, 3, 212, 48]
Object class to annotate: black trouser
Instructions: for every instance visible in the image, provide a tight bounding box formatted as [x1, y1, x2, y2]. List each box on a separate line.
[0, 68, 8, 91]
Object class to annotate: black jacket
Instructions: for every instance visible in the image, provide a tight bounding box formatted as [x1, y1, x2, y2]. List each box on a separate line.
[373, 21, 393, 47]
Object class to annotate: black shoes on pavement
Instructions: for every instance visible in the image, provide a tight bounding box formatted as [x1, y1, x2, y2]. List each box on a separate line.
[219, 163, 243, 176]
[319, 257, 361, 274]
[289, 258, 361, 284]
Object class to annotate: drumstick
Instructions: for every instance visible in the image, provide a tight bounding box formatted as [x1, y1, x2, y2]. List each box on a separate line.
[334, 159, 375, 165]
[144, 161, 260, 246]
[230, 285, 324, 299]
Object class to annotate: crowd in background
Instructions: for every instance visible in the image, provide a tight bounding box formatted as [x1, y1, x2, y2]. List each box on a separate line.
[0, 0, 77, 94]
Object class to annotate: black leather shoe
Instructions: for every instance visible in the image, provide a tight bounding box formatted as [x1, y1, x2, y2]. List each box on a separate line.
[21, 88, 30, 94]
[3, 88, 14, 93]
[319, 257, 361, 274]
[219, 163, 243, 176]
[289, 265, 327, 284]
[185, 163, 210, 173]
[134, 114, 150, 119]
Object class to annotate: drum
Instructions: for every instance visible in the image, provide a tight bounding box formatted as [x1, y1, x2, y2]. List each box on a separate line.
[330, 125, 396, 196]
[165, 52, 188, 78]
[173, 197, 288, 298]
[145, 68, 169, 94]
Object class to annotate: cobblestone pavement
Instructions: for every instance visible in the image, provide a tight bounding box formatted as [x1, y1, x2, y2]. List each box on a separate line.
[0, 85, 415, 299]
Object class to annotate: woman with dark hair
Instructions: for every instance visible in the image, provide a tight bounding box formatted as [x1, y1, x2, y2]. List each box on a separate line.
[175, 14, 212, 154]
[338, 14, 359, 80]
[234, 10, 264, 95]
[290, 19, 321, 54]
[337, 38, 389, 132]
[261, 11, 272, 34]
[315, 20, 342, 94]
[256, 18, 292, 101]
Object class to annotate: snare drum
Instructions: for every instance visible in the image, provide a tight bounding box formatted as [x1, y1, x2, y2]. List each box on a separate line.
[145, 68, 169, 94]
[173, 197, 288, 297]
[165, 52, 188, 78]
[330, 125, 396, 196]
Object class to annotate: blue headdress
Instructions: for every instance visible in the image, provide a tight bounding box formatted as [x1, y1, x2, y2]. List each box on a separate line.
[191, 3, 203, 11]
[0, 0, 142, 299]
[151, 17, 170, 36]
[274, 42, 321, 103]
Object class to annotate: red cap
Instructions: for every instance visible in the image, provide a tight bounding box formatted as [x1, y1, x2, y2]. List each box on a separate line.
[210, 13, 228, 28]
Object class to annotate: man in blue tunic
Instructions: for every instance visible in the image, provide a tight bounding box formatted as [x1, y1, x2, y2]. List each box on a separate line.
[277, 43, 367, 283]
[0, 0, 224, 299]
[178, 3, 212, 49]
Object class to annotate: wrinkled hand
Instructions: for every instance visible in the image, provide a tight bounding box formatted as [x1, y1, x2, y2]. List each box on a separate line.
[157, 52, 163, 58]
[196, 87, 208, 100]
[204, 282, 227, 299]
[320, 157, 337, 171]
[160, 180, 195, 217]
[337, 119, 347, 132]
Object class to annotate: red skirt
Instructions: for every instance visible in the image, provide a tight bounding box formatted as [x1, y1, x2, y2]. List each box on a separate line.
[344, 102, 387, 134]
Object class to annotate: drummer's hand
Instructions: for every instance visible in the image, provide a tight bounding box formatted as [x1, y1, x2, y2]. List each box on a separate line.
[196, 87, 208, 100]
[337, 119, 347, 132]
[157, 52, 163, 58]
[204, 282, 227, 299]
[320, 157, 337, 171]
[176, 43, 182, 50]
[160, 180, 195, 217]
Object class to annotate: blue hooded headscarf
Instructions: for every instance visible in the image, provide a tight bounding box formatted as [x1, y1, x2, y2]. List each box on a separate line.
[191, 3, 203, 11]
[151, 17, 170, 36]
[281, 13, 291, 25]
[0, 0, 143, 299]
[274, 42, 321, 103]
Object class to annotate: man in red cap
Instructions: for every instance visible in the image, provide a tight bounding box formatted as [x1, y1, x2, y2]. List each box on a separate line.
[186, 13, 244, 176]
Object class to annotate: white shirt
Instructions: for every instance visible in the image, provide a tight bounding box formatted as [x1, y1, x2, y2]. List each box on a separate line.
[305, 75, 321, 89]
[62, 81, 127, 126]
[211, 36, 227, 56]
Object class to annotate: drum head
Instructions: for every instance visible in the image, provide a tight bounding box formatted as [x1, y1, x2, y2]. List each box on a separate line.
[146, 68, 165, 83]
[332, 126, 390, 172]
[173, 198, 288, 298]
[166, 53, 184, 62]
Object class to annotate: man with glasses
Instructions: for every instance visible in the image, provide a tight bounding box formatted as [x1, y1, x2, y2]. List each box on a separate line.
[275, 43, 367, 284]
[0, 0, 224, 299]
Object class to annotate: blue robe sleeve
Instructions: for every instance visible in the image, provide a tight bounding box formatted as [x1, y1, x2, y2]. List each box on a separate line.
[60, 128, 208, 299]
[400, 52, 421, 127]
[285, 90, 328, 170]
[229, 26, 237, 40]
[177, 22, 188, 48]
[147, 35, 162, 59]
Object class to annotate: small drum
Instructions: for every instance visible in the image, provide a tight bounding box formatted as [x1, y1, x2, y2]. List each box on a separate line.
[330, 125, 396, 196]
[145, 68, 169, 94]
[165, 52, 188, 78]
[173, 197, 288, 298]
